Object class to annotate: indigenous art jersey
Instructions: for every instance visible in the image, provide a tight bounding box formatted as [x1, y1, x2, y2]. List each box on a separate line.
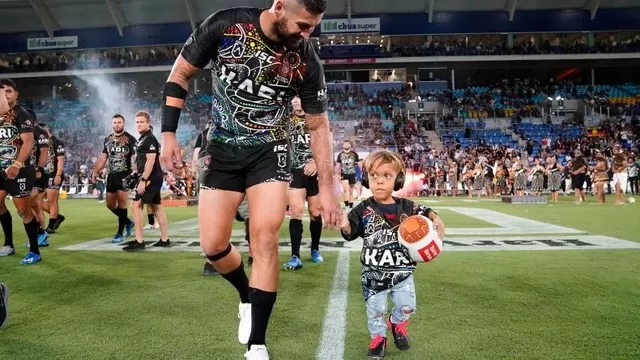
[0, 105, 33, 170]
[180, 7, 328, 145]
[194, 126, 211, 157]
[290, 114, 312, 170]
[102, 132, 137, 174]
[45, 136, 65, 176]
[31, 125, 49, 167]
[342, 197, 435, 300]
[337, 151, 359, 175]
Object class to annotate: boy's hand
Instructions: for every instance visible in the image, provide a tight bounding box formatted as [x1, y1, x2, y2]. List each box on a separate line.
[432, 216, 446, 240]
[339, 212, 350, 233]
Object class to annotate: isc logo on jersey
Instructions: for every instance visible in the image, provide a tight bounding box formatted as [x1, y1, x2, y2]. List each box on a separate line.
[0, 125, 19, 143]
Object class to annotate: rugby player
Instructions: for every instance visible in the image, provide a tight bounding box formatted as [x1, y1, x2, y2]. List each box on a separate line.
[160, 1, 341, 358]
[122, 111, 169, 251]
[283, 96, 323, 270]
[26, 111, 51, 245]
[39, 124, 66, 233]
[336, 140, 361, 209]
[0, 79, 41, 264]
[0, 86, 8, 327]
[91, 114, 136, 242]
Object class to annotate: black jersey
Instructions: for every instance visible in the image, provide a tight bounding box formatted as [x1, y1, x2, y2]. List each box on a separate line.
[45, 135, 65, 176]
[136, 130, 162, 179]
[180, 7, 328, 146]
[0, 104, 33, 170]
[290, 114, 312, 170]
[342, 197, 435, 300]
[102, 132, 137, 174]
[30, 125, 49, 167]
[337, 151, 359, 175]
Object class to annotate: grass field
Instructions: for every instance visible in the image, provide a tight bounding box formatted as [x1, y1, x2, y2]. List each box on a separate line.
[1, 196, 640, 360]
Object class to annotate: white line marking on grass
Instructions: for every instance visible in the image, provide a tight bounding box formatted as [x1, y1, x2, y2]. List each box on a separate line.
[317, 250, 350, 360]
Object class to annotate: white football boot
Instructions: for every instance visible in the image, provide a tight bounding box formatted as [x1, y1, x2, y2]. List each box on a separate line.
[238, 302, 252, 344]
[244, 345, 269, 360]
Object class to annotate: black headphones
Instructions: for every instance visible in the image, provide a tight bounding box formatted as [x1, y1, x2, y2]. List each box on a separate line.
[361, 169, 406, 192]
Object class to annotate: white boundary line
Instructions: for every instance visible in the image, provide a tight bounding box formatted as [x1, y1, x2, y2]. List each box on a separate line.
[316, 250, 350, 360]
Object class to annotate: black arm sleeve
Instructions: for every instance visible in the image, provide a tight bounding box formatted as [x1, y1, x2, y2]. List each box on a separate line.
[341, 204, 365, 241]
[194, 131, 204, 149]
[299, 43, 328, 115]
[180, 10, 231, 68]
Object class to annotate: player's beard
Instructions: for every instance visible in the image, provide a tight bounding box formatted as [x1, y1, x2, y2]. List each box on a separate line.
[272, 18, 304, 49]
[113, 127, 124, 135]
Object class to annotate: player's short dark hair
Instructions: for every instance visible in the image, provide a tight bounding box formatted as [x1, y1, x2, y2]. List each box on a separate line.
[0, 79, 17, 91]
[112, 114, 125, 121]
[26, 109, 37, 122]
[299, 0, 326, 14]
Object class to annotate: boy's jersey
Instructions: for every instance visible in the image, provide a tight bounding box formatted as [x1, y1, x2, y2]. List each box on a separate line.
[342, 197, 435, 300]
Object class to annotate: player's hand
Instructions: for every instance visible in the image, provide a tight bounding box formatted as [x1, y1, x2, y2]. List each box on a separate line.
[318, 189, 342, 230]
[54, 175, 62, 185]
[432, 216, 446, 240]
[161, 132, 183, 175]
[35, 170, 41, 180]
[5, 165, 18, 180]
[136, 180, 146, 195]
[339, 211, 350, 231]
[303, 160, 317, 177]
[91, 172, 97, 184]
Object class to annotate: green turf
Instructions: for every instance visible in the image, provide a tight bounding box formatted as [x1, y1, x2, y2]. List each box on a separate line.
[1, 196, 639, 359]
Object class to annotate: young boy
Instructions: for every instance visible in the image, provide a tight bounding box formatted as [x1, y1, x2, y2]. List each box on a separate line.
[339, 149, 445, 359]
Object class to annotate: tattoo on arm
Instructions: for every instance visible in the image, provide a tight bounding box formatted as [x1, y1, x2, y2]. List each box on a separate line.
[166, 55, 200, 108]
[307, 112, 333, 189]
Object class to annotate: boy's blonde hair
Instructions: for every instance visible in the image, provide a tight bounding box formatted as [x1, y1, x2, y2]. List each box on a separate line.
[363, 149, 406, 174]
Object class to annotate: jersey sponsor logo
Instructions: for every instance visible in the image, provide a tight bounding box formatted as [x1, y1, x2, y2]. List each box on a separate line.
[292, 133, 310, 145]
[362, 248, 413, 267]
[273, 144, 288, 152]
[219, 64, 287, 101]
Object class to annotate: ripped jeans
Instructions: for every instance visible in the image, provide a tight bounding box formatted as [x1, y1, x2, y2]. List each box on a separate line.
[365, 275, 416, 338]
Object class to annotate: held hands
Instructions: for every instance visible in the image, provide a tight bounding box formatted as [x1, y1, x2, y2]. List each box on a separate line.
[318, 189, 342, 230]
[160, 133, 184, 175]
[303, 160, 317, 176]
[4, 164, 19, 180]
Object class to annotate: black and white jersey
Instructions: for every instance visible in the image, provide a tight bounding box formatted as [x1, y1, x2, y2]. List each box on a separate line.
[102, 132, 137, 174]
[337, 151, 359, 175]
[180, 7, 328, 146]
[342, 197, 435, 300]
[290, 114, 312, 170]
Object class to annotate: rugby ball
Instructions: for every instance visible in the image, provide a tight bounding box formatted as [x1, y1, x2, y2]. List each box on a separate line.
[398, 215, 442, 263]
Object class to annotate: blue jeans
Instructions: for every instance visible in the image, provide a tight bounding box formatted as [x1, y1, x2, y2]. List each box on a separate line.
[365, 275, 416, 338]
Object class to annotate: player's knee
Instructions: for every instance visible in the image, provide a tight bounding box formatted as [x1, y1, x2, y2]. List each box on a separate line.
[289, 204, 304, 219]
[251, 227, 279, 257]
[205, 243, 232, 262]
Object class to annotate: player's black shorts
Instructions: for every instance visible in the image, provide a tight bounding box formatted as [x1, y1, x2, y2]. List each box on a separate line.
[47, 173, 63, 190]
[289, 169, 319, 197]
[133, 177, 162, 205]
[341, 173, 356, 186]
[34, 173, 49, 193]
[0, 167, 36, 198]
[106, 172, 129, 193]
[199, 140, 291, 193]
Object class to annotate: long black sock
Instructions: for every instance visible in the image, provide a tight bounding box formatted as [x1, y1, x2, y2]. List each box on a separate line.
[244, 219, 250, 244]
[147, 214, 155, 226]
[115, 208, 128, 235]
[310, 216, 322, 251]
[248, 288, 277, 348]
[221, 262, 250, 304]
[25, 218, 40, 255]
[0, 212, 13, 248]
[120, 208, 132, 225]
[47, 217, 57, 230]
[289, 219, 302, 258]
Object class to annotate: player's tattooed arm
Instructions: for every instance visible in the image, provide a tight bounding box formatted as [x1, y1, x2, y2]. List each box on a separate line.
[166, 55, 200, 104]
[307, 112, 334, 191]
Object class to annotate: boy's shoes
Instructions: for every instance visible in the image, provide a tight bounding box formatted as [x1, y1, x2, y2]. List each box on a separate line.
[368, 336, 387, 359]
[387, 316, 410, 350]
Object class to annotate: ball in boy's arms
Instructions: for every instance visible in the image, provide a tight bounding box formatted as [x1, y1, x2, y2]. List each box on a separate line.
[398, 215, 442, 263]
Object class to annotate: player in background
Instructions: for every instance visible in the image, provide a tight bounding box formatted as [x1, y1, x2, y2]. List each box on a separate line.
[355, 161, 363, 200]
[339, 149, 445, 359]
[39, 124, 66, 233]
[0, 86, 8, 329]
[160, 2, 341, 358]
[284, 96, 324, 270]
[91, 114, 136, 243]
[26, 111, 51, 246]
[122, 111, 169, 251]
[0, 79, 40, 264]
[336, 139, 361, 209]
